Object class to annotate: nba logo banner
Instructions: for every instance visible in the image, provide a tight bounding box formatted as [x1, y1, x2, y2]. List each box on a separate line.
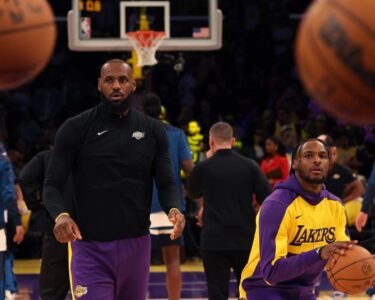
[80, 17, 91, 39]
[192, 27, 210, 38]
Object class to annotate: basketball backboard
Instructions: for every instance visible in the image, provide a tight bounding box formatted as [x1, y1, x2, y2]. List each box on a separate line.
[67, 0, 222, 51]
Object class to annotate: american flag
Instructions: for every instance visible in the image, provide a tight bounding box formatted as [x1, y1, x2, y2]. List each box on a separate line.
[192, 27, 210, 38]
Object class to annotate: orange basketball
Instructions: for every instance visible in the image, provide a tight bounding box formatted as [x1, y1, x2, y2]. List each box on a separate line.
[326, 245, 375, 294]
[0, 0, 56, 90]
[295, 0, 375, 125]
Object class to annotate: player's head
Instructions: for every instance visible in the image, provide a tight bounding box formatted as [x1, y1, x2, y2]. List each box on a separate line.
[291, 138, 330, 185]
[317, 134, 337, 166]
[98, 59, 136, 113]
[209, 122, 235, 151]
[265, 136, 286, 157]
[141, 93, 162, 119]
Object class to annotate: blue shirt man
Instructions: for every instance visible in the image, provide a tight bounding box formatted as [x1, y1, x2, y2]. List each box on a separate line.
[142, 93, 193, 300]
[150, 124, 192, 214]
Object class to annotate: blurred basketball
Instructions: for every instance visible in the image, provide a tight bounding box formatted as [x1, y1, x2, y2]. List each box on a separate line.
[295, 0, 375, 125]
[326, 245, 375, 294]
[0, 0, 56, 90]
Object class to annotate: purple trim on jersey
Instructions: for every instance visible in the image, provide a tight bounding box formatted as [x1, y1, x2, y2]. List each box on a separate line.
[274, 174, 341, 206]
[70, 235, 150, 300]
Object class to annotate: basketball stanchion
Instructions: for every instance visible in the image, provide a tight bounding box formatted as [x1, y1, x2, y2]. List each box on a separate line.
[127, 31, 166, 67]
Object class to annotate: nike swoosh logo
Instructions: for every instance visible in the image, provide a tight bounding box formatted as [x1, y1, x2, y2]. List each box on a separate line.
[295, 215, 303, 219]
[97, 130, 109, 136]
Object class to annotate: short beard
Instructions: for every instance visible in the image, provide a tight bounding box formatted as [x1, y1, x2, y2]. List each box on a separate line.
[100, 93, 131, 113]
[298, 170, 327, 185]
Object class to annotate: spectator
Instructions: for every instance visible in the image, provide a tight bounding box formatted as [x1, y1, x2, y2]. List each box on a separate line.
[318, 134, 364, 204]
[260, 136, 290, 188]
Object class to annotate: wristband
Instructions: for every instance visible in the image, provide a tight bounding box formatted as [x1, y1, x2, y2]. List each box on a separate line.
[169, 208, 180, 215]
[55, 212, 70, 223]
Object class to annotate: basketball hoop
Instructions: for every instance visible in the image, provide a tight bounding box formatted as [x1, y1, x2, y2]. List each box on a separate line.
[127, 31, 165, 67]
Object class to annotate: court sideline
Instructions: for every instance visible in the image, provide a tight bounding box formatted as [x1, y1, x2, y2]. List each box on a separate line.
[12, 259, 371, 299]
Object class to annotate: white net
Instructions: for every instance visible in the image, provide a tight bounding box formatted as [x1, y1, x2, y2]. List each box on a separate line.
[127, 31, 165, 67]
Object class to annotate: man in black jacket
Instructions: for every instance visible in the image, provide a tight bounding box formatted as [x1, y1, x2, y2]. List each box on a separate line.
[43, 59, 184, 300]
[187, 122, 271, 300]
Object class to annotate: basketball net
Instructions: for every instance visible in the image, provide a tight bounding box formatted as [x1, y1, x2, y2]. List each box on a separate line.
[127, 31, 165, 67]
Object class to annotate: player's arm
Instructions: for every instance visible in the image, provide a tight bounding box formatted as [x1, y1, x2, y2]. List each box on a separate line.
[153, 122, 184, 239]
[258, 200, 327, 285]
[179, 130, 194, 176]
[18, 152, 45, 211]
[153, 121, 181, 212]
[43, 119, 82, 242]
[251, 160, 272, 205]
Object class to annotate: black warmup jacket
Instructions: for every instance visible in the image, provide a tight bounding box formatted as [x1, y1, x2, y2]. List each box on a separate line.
[43, 104, 180, 241]
[187, 149, 271, 251]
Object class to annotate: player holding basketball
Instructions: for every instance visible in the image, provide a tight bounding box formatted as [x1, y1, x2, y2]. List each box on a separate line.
[43, 59, 185, 300]
[240, 138, 356, 300]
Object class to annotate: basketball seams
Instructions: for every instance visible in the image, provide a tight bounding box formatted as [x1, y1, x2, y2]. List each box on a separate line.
[0, 0, 56, 91]
[332, 274, 374, 295]
[334, 274, 375, 282]
[305, 14, 374, 106]
[297, 28, 313, 80]
[330, 256, 375, 277]
[0, 21, 54, 37]
[295, 20, 322, 101]
[0, 64, 44, 72]
[333, 278, 351, 294]
[328, 0, 375, 42]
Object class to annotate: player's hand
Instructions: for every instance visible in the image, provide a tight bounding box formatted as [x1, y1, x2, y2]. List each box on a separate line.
[196, 207, 203, 227]
[168, 208, 185, 240]
[13, 225, 24, 244]
[54, 214, 82, 243]
[355, 212, 368, 232]
[319, 240, 357, 262]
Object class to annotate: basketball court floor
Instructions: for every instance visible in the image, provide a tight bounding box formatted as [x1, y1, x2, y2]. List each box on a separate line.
[12, 259, 372, 300]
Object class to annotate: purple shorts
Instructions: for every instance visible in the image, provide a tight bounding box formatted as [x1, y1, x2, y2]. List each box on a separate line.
[69, 235, 151, 300]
